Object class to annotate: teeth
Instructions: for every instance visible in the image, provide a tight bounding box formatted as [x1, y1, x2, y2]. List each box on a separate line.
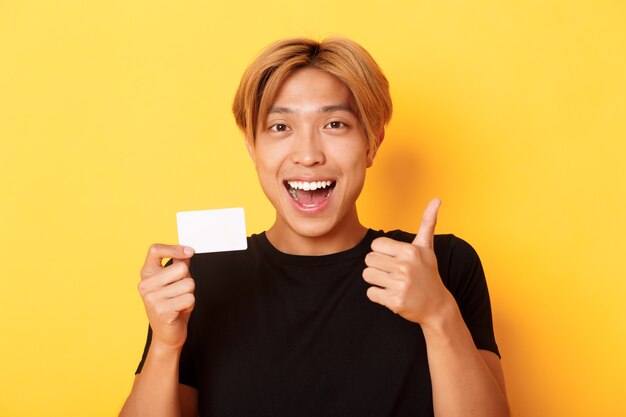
[287, 180, 333, 191]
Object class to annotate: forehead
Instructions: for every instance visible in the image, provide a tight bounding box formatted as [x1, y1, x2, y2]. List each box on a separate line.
[270, 68, 355, 111]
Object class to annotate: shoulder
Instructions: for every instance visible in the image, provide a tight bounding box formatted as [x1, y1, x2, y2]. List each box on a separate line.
[434, 234, 481, 266]
[434, 235, 486, 297]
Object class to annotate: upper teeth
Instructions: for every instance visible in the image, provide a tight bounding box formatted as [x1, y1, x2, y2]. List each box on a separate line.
[288, 180, 333, 191]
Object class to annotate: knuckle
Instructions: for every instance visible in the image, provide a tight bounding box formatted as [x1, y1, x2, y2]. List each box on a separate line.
[148, 244, 160, 257]
[152, 307, 164, 319]
[186, 293, 195, 304]
[397, 262, 411, 276]
[183, 277, 195, 293]
[174, 262, 189, 276]
[143, 292, 157, 307]
[153, 303, 169, 318]
[181, 293, 195, 308]
[392, 296, 405, 312]
[403, 245, 418, 258]
[146, 291, 159, 303]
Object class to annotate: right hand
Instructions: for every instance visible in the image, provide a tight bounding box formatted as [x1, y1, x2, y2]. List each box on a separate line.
[137, 244, 196, 351]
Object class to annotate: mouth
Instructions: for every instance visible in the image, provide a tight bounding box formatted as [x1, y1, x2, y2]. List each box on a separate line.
[284, 179, 336, 209]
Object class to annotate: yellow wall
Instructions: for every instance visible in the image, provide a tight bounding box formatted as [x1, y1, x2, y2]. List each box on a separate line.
[1, 1, 624, 416]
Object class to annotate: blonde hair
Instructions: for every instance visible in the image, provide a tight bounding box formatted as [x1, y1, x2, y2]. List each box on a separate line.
[232, 37, 392, 155]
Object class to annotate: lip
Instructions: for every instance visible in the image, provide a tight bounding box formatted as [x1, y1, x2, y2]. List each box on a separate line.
[283, 179, 336, 214]
[284, 177, 336, 183]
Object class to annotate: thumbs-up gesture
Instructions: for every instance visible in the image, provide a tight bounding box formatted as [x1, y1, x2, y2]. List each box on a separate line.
[363, 198, 453, 325]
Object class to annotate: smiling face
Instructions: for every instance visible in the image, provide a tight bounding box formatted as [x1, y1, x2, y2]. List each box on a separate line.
[248, 67, 373, 254]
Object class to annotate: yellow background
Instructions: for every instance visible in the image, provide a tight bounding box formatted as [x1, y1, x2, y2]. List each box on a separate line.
[1, 1, 625, 416]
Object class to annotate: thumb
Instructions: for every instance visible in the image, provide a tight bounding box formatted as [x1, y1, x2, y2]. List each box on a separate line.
[412, 198, 441, 248]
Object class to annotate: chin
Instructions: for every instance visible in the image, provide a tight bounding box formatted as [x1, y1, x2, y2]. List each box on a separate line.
[285, 216, 337, 239]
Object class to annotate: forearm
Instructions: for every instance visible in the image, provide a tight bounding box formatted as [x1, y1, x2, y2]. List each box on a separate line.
[422, 298, 510, 417]
[119, 345, 182, 417]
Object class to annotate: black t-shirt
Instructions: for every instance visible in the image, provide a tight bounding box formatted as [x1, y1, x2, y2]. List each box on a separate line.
[136, 229, 499, 417]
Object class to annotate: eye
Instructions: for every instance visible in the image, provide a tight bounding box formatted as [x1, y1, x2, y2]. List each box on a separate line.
[269, 123, 290, 132]
[325, 121, 347, 129]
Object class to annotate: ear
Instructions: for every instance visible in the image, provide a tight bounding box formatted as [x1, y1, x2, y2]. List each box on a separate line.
[366, 130, 385, 168]
[245, 137, 256, 165]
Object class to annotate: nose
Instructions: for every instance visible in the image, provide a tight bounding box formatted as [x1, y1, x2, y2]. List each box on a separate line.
[290, 127, 325, 166]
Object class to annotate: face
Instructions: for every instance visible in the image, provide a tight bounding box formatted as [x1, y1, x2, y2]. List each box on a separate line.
[248, 67, 373, 248]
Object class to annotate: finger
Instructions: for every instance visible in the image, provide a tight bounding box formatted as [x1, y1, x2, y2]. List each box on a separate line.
[364, 251, 398, 274]
[365, 286, 393, 311]
[412, 198, 441, 248]
[138, 262, 190, 295]
[153, 277, 195, 301]
[142, 244, 194, 277]
[142, 278, 194, 316]
[172, 257, 191, 268]
[362, 266, 394, 288]
[168, 292, 195, 314]
[370, 237, 412, 257]
[153, 293, 196, 321]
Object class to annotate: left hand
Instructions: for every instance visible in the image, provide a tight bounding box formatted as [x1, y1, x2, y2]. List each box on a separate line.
[362, 198, 453, 325]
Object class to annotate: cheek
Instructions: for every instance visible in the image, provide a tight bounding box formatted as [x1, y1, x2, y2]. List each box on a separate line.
[342, 146, 369, 175]
[253, 147, 277, 172]
[253, 151, 283, 194]
[254, 140, 289, 171]
[340, 156, 368, 197]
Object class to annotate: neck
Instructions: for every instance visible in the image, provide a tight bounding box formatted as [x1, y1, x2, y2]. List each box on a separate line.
[265, 208, 368, 255]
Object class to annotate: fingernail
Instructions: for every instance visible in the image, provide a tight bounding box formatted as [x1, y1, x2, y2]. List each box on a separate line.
[184, 246, 195, 256]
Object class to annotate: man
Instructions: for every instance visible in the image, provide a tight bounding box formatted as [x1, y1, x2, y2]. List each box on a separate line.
[120, 37, 509, 417]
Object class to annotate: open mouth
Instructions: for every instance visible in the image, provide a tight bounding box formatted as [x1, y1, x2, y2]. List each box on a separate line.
[284, 180, 336, 208]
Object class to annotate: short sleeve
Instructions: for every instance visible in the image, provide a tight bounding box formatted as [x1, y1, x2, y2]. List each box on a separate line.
[435, 235, 500, 358]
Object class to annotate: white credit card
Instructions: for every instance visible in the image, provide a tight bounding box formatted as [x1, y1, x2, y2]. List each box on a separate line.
[176, 208, 247, 254]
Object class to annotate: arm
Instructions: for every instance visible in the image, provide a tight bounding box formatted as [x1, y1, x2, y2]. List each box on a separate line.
[363, 199, 510, 417]
[119, 352, 198, 417]
[421, 297, 509, 417]
[119, 244, 199, 417]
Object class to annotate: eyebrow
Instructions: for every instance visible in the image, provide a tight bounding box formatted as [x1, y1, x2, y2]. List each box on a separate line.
[268, 104, 355, 114]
